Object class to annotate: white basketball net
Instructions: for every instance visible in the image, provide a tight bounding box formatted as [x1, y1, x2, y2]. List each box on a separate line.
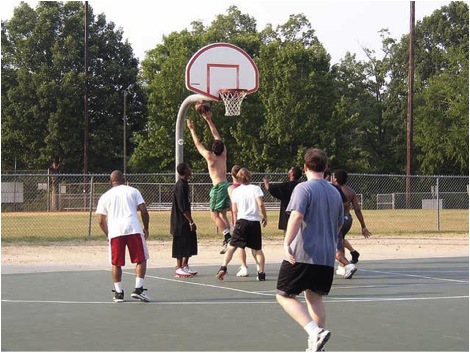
[218, 89, 248, 116]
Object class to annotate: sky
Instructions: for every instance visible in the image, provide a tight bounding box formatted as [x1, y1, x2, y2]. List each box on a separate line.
[1, 0, 452, 64]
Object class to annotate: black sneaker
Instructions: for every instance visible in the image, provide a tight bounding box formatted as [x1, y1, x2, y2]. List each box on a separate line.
[350, 250, 360, 264]
[131, 287, 150, 302]
[216, 266, 227, 280]
[112, 289, 124, 303]
[257, 272, 266, 281]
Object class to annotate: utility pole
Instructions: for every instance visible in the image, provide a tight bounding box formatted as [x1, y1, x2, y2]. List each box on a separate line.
[83, 1, 89, 174]
[406, 1, 415, 209]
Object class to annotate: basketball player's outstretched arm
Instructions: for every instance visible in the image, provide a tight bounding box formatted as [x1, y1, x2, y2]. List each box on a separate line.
[201, 111, 221, 141]
[186, 119, 210, 159]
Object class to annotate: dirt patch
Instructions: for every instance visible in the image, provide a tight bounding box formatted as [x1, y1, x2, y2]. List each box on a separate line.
[2, 236, 468, 273]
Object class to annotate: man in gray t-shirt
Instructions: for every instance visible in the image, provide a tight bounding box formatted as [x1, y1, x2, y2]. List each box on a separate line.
[286, 178, 343, 266]
[276, 148, 343, 352]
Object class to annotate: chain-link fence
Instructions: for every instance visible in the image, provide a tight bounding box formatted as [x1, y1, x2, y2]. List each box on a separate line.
[1, 172, 468, 240]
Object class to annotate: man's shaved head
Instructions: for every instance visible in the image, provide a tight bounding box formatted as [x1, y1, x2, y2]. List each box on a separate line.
[110, 170, 125, 185]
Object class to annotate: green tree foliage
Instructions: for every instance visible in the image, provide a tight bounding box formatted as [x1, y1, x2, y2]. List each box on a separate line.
[134, 4, 468, 175]
[130, 29, 201, 172]
[1, 1, 144, 172]
[3, 3, 468, 176]
[334, 1, 469, 175]
[381, 1, 468, 175]
[413, 1, 469, 174]
[258, 14, 335, 171]
[331, 53, 377, 172]
[332, 29, 414, 174]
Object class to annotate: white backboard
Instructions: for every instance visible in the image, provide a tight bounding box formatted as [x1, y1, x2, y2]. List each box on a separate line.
[185, 43, 259, 100]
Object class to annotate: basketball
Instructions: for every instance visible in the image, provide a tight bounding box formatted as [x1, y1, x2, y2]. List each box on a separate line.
[195, 101, 211, 114]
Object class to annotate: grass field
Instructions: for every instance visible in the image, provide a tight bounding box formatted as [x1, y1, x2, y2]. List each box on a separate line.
[1, 209, 468, 244]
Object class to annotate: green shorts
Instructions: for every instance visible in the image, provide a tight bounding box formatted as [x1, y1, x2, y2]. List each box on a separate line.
[209, 182, 230, 211]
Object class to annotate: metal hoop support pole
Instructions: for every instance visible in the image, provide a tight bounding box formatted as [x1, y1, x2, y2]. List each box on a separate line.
[175, 94, 217, 182]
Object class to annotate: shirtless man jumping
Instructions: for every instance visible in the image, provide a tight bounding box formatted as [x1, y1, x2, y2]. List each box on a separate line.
[187, 107, 232, 254]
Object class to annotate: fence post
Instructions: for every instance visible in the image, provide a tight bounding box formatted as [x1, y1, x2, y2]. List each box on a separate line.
[436, 177, 440, 231]
[88, 175, 94, 237]
[46, 174, 50, 212]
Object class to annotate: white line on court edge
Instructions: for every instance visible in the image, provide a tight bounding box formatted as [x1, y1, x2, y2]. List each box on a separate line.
[125, 271, 276, 297]
[2, 295, 468, 305]
[359, 268, 469, 283]
[333, 282, 467, 290]
[326, 295, 469, 303]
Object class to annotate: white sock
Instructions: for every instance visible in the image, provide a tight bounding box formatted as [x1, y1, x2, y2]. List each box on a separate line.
[304, 321, 319, 337]
[135, 277, 144, 288]
[222, 229, 230, 236]
[114, 282, 123, 293]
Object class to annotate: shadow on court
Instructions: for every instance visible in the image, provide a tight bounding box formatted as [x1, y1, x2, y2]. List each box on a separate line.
[2, 257, 468, 351]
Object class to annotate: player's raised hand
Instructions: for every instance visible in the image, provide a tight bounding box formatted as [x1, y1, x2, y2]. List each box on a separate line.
[186, 119, 195, 130]
[201, 110, 212, 121]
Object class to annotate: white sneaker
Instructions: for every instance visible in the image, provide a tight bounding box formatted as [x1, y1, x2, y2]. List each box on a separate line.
[336, 265, 345, 276]
[344, 264, 357, 279]
[236, 266, 249, 277]
[131, 287, 150, 302]
[183, 265, 198, 276]
[306, 328, 331, 351]
[220, 241, 228, 254]
[175, 267, 194, 278]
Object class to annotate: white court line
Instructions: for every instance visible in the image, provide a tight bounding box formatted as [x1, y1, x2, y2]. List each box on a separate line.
[2, 300, 118, 304]
[402, 270, 469, 273]
[123, 270, 469, 299]
[125, 271, 275, 297]
[327, 295, 469, 303]
[359, 268, 469, 283]
[333, 282, 468, 290]
[2, 295, 468, 305]
[122, 267, 469, 298]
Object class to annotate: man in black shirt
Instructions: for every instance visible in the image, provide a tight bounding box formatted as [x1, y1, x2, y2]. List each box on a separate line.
[263, 166, 302, 232]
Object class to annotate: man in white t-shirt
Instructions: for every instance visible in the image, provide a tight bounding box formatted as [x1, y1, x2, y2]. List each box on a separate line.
[215, 167, 268, 281]
[96, 170, 150, 303]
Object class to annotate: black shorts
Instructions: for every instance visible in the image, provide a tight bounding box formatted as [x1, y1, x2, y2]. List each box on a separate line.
[230, 219, 262, 250]
[276, 260, 334, 297]
[337, 215, 353, 250]
[339, 215, 353, 238]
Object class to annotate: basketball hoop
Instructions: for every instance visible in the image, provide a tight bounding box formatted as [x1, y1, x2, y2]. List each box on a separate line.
[218, 89, 248, 116]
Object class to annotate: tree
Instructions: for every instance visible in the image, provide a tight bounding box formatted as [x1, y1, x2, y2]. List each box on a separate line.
[413, 1, 469, 174]
[130, 29, 201, 172]
[331, 53, 376, 172]
[1, 1, 144, 172]
[380, 1, 469, 175]
[115, 1, 470, 176]
[254, 14, 336, 171]
[330, 30, 405, 174]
